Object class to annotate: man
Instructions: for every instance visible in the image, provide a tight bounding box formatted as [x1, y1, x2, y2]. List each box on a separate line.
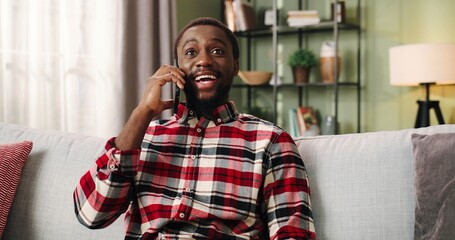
[73, 17, 315, 239]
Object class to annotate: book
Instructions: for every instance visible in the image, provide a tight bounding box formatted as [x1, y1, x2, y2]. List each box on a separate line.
[287, 18, 320, 27]
[300, 106, 320, 136]
[224, 0, 236, 31]
[288, 108, 299, 138]
[233, 0, 257, 31]
[290, 106, 320, 136]
[287, 10, 320, 27]
[287, 10, 319, 18]
[296, 107, 307, 136]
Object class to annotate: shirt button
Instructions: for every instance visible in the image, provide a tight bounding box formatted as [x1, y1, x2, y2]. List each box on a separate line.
[179, 213, 185, 218]
[189, 110, 194, 115]
[196, 128, 201, 133]
[217, 118, 222, 123]
[191, 155, 196, 160]
[185, 188, 191, 192]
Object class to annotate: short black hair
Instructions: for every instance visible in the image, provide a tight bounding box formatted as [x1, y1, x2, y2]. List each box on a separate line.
[173, 17, 240, 63]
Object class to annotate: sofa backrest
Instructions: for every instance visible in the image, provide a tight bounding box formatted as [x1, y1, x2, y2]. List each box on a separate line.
[294, 124, 455, 240]
[0, 123, 124, 239]
[3, 122, 455, 239]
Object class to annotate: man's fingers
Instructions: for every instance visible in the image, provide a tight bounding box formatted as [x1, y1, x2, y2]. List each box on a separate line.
[150, 73, 184, 90]
[157, 65, 186, 89]
[167, 72, 186, 89]
[167, 67, 185, 78]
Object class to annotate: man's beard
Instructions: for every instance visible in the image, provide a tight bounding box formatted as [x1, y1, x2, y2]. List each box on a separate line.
[184, 85, 230, 117]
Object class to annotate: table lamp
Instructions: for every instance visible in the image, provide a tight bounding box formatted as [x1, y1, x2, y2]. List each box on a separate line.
[389, 43, 455, 128]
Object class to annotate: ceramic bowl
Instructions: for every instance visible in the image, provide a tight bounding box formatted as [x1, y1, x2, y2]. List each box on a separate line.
[238, 71, 273, 86]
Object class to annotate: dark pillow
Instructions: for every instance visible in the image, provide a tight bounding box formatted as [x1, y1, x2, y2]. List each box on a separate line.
[412, 133, 455, 239]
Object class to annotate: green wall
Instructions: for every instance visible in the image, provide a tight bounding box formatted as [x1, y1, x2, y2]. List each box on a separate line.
[176, 0, 455, 133]
[363, 0, 455, 132]
[176, 0, 222, 30]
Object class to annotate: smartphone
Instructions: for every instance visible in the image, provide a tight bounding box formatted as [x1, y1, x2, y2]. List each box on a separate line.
[173, 87, 180, 114]
[173, 62, 182, 114]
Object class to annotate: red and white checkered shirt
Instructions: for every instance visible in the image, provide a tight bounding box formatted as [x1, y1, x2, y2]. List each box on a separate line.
[74, 102, 315, 239]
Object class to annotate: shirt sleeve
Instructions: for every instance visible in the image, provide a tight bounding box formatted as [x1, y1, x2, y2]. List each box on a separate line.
[73, 137, 141, 229]
[264, 132, 316, 240]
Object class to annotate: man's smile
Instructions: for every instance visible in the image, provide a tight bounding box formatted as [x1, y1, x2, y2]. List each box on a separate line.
[195, 74, 217, 83]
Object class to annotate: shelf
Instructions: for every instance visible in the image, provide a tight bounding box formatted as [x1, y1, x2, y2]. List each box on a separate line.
[232, 82, 359, 88]
[234, 21, 361, 37]
[227, 0, 362, 134]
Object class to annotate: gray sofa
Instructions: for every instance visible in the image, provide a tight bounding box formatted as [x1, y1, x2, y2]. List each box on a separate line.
[1, 122, 454, 239]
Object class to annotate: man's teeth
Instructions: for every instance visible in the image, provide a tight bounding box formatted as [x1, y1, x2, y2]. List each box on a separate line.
[195, 75, 216, 81]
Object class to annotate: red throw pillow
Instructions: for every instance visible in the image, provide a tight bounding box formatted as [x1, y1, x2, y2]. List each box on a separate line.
[0, 141, 33, 237]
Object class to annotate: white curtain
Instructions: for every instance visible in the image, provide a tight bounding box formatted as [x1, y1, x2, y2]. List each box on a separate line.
[0, 0, 176, 138]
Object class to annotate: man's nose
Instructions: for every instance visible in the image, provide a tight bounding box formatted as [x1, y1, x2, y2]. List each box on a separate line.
[196, 51, 213, 67]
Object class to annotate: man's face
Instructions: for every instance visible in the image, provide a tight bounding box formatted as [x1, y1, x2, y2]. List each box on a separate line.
[176, 25, 239, 109]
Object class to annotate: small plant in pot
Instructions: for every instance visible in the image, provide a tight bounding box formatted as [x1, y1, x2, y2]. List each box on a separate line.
[288, 48, 317, 84]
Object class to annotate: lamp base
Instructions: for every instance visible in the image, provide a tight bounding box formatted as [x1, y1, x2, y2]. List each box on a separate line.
[414, 100, 445, 128]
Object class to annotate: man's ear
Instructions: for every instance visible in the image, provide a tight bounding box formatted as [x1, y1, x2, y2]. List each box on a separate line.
[234, 60, 240, 76]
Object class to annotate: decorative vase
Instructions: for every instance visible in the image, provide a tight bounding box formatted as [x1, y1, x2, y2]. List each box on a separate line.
[292, 66, 311, 84]
[320, 56, 341, 83]
[320, 41, 342, 83]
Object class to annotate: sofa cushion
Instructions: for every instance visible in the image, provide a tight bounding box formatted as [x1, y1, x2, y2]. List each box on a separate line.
[0, 123, 124, 239]
[0, 140, 33, 237]
[294, 124, 455, 239]
[412, 133, 455, 239]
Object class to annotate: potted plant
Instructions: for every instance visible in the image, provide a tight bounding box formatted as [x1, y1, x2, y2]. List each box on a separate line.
[288, 48, 317, 83]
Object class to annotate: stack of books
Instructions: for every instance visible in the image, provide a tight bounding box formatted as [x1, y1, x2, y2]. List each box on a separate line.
[287, 10, 320, 27]
[288, 106, 320, 137]
[224, 0, 257, 32]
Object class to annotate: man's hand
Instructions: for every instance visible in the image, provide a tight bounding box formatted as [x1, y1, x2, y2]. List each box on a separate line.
[138, 65, 186, 116]
[115, 65, 186, 150]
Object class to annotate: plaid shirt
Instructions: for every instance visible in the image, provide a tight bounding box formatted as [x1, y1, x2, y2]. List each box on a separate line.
[74, 102, 315, 239]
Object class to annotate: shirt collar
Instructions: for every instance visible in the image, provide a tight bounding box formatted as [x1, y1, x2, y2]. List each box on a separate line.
[176, 101, 239, 125]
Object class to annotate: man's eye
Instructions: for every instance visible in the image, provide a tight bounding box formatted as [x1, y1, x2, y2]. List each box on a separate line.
[185, 50, 197, 56]
[212, 48, 224, 55]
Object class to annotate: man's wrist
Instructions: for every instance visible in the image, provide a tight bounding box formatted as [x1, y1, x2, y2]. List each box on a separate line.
[134, 104, 155, 121]
[115, 105, 154, 150]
